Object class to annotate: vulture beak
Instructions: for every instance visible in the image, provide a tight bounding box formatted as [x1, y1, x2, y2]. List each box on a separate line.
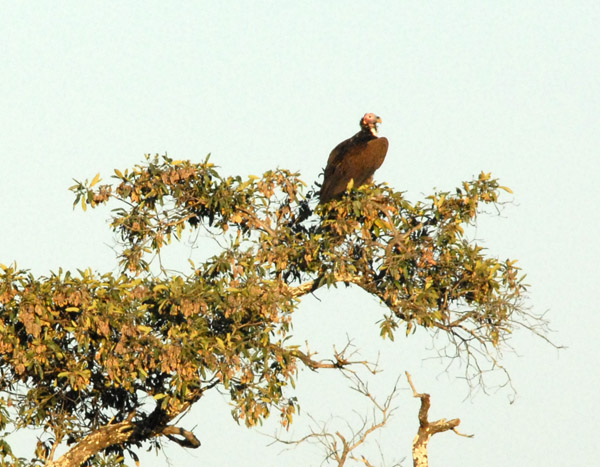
[371, 115, 382, 135]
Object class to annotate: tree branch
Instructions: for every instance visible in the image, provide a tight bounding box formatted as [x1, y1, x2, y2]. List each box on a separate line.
[288, 340, 378, 374]
[161, 425, 201, 448]
[286, 273, 358, 299]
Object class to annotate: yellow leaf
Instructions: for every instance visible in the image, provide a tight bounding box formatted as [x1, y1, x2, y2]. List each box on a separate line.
[114, 168, 124, 179]
[346, 178, 355, 190]
[499, 185, 513, 194]
[81, 196, 87, 212]
[90, 173, 101, 187]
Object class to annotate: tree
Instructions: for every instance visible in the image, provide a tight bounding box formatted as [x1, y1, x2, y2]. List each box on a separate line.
[0, 154, 546, 466]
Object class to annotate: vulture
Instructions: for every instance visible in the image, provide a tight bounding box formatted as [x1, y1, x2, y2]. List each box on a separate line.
[319, 113, 389, 203]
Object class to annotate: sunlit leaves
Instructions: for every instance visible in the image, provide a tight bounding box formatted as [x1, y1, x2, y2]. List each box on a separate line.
[1, 155, 527, 463]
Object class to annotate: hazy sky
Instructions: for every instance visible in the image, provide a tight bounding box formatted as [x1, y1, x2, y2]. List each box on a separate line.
[1, 2, 599, 466]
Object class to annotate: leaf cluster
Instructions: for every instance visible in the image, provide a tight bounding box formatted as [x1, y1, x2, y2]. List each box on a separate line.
[0, 155, 532, 464]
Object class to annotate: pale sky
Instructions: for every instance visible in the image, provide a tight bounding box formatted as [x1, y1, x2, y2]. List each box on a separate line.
[1, 2, 599, 466]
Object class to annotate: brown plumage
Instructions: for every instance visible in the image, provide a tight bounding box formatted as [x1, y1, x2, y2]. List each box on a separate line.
[319, 113, 389, 203]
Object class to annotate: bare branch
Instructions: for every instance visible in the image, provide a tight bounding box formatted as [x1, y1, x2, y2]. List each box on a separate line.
[272, 372, 402, 466]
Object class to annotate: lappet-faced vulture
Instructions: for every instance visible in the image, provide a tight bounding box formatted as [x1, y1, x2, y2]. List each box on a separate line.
[318, 113, 389, 203]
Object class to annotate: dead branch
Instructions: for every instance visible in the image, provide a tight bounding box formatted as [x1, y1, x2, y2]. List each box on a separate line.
[405, 372, 472, 467]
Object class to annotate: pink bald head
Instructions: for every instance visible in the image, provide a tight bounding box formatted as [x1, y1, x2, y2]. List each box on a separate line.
[360, 113, 382, 135]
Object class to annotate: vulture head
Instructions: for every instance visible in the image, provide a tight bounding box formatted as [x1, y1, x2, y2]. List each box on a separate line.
[360, 113, 382, 136]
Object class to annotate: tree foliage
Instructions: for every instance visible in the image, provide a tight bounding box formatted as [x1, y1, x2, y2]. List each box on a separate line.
[0, 154, 536, 466]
